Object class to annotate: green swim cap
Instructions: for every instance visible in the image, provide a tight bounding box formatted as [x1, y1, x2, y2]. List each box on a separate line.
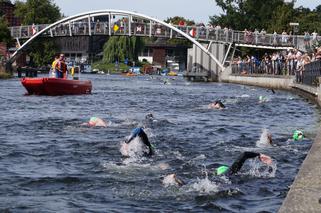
[259, 96, 267, 101]
[293, 130, 304, 141]
[216, 165, 229, 175]
[90, 117, 98, 122]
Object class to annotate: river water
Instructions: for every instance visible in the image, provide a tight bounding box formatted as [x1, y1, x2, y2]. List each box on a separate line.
[0, 74, 319, 212]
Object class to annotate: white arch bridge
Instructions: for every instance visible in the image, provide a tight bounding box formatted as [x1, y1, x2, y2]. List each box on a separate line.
[8, 9, 301, 80]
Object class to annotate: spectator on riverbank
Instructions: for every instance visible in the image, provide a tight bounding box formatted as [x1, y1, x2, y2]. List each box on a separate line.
[281, 30, 288, 44]
[315, 48, 321, 60]
[304, 32, 311, 49]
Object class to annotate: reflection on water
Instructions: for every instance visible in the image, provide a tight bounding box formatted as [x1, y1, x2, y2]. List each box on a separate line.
[0, 75, 319, 212]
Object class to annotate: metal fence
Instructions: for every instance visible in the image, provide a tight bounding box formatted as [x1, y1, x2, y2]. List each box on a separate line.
[302, 60, 321, 86]
[231, 59, 293, 76]
[10, 21, 308, 48]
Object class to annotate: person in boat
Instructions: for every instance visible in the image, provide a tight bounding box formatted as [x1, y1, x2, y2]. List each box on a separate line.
[163, 152, 272, 186]
[122, 127, 154, 157]
[50, 55, 59, 78]
[55, 54, 68, 79]
[208, 100, 225, 109]
[81, 117, 108, 127]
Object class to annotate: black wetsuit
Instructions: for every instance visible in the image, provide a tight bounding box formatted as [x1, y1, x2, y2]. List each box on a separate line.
[226, 152, 260, 175]
[126, 128, 153, 156]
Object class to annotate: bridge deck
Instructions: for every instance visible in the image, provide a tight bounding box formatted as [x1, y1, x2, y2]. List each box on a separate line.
[10, 20, 310, 50]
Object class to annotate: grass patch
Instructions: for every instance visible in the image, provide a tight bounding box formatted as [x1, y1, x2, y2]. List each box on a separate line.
[0, 72, 12, 79]
[0, 65, 12, 79]
[92, 61, 130, 73]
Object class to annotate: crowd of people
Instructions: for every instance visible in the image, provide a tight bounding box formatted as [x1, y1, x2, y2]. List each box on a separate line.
[232, 46, 321, 83]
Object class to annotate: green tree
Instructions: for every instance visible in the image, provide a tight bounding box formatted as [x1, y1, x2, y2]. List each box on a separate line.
[268, 3, 294, 33]
[164, 16, 195, 26]
[14, 0, 61, 25]
[14, 0, 62, 67]
[315, 4, 321, 14]
[28, 38, 58, 66]
[0, 16, 11, 43]
[211, 1, 321, 34]
[211, 0, 286, 30]
[102, 36, 144, 63]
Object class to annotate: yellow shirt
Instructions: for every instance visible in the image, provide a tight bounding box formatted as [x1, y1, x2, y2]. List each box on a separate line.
[52, 59, 58, 70]
[71, 67, 75, 76]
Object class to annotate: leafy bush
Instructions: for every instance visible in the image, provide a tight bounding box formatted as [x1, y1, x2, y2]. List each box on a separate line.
[92, 61, 130, 73]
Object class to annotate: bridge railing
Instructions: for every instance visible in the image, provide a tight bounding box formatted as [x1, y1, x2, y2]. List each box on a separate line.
[231, 59, 295, 76]
[9, 21, 304, 48]
[302, 60, 321, 86]
[10, 19, 321, 53]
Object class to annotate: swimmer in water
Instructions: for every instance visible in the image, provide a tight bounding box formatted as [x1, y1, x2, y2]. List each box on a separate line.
[145, 113, 154, 120]
[163, 152, 272, 186]
[257, 129, 273, 147]
[267, 132, 273, 145]
[259, 96, 268, 103]
[81, 117, 108, 127]
[208, 100, 225, 109]
[123, 127, 154, 156]
[293, 130, 304, 141]
[162, 173, 185, 187]
[214, 152, 272, 176]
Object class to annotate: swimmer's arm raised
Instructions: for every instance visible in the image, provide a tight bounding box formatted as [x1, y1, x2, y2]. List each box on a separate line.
[228, 152, 260, 175]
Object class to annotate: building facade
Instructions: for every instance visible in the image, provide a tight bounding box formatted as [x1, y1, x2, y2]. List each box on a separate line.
[0, 1, 21, 27]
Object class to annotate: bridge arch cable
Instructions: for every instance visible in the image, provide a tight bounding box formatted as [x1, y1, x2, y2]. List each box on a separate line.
[9, 9, 224, 70]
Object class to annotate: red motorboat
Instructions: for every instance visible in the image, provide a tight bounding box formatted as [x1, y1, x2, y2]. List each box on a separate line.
[21, 77, 92, 96]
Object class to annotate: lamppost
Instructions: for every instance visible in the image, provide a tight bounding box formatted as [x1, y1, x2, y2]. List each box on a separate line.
[290, 22, 299, 47]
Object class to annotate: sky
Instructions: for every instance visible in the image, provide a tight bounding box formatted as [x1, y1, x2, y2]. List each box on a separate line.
[53, 0, 321, 24]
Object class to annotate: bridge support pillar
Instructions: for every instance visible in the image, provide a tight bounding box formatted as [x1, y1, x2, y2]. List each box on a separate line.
[5, 62, 13, 74]
[186, 43, 225, 82]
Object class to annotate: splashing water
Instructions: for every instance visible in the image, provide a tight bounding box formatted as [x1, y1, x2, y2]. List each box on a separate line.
[162, 174, 181, 187]
[189, 177, 219, 194]
[186, 166, 219, 194]
[256, 128, 273, 147]
[248, 158, 277, 178]
[259, 95, 270, 103]
[120, 137, 149, 159]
